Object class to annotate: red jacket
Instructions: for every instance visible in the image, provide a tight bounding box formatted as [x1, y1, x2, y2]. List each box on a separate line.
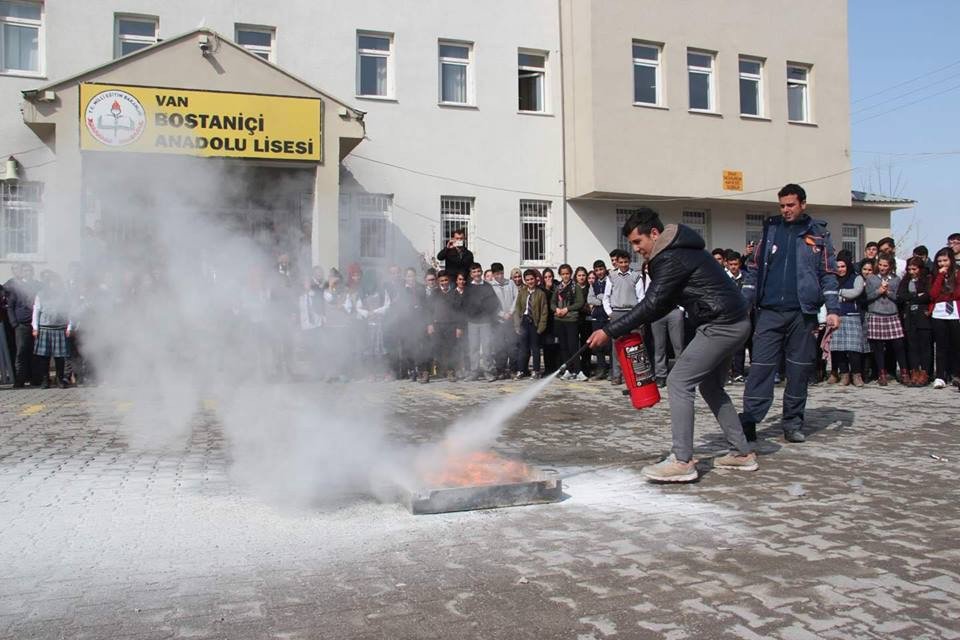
[929, 271, 960, 314]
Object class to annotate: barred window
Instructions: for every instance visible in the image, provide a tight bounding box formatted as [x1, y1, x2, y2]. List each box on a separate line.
[616, 208, 642, 265]
[357, 193, 390, 259]
[842, 224, 862, 261]
[0, 181, 42, 257]
[682, 209, 710, 246]
[360, 218, 386, 258]
[440, 196, 473, 246]
[520, 199, 550, 264]
[745, 212, 767, 247]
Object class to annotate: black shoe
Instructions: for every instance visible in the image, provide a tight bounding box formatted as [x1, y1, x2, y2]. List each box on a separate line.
[784, 430, 806, 443]
[57, 378, 69, 389]
[742, 421, 757, 443]
[40, 378, 50, 389]
[656, 377, 667, 388]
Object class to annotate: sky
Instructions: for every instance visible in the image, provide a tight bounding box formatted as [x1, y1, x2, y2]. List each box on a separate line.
[848, 0, 960, 252]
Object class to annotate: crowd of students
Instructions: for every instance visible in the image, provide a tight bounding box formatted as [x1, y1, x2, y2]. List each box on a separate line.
[2, 228, 959, 391]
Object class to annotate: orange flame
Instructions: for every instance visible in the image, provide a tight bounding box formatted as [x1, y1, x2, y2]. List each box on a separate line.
[423, 451, 534, 488]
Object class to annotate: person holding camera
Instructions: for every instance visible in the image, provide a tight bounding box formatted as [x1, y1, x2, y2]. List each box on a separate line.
[436, 229, 474, 282]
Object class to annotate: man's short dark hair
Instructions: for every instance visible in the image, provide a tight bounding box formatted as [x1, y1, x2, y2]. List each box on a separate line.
[592, 259, 607, 269]
[724, 250, 741, 262]
[949, 233, 960, 242]
[913, 245, 929, 257]
[712, 248, 726, 258]
[777, 183, 807, 202]
[878, 236, 895, 248]
[452, 228, 466, 237]
[522, 268, 539, 280]
[865, 241, 878, 249]
[490, 262, 504, 273]
[437, 270, 449, 279]
[425, 268, 437, 277]
[622, 207, 664, 237]
[610, 249, 631, 261]
[558, 263, 572, 274]
[470, 262, 482, 271]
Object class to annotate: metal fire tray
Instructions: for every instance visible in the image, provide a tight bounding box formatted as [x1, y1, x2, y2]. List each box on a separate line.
[406, 468, 562, 515]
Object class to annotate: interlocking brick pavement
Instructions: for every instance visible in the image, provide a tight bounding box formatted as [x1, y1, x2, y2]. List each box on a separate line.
[0, 377, 958, 639]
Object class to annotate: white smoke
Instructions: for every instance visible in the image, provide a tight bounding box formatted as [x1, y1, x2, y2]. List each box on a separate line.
[72, 155, 548, 508]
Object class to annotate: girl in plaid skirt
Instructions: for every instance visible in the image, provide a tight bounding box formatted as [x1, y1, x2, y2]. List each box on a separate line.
[864, 255, 908, 386]
[832, 258, 867, 386]
[32, 273, 71, 389]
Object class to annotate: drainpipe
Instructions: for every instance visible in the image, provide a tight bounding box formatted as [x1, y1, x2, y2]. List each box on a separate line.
[556, 0, 569, 263]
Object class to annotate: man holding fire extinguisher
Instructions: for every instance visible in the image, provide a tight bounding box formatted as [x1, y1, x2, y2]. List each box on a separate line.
[587, 208, 755, 482]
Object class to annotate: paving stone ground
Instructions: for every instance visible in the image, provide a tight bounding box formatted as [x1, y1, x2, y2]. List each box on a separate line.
[1, 376, 958, 639]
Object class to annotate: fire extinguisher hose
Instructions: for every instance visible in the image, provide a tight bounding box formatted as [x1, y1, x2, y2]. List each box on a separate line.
[555, 343, 592, 377]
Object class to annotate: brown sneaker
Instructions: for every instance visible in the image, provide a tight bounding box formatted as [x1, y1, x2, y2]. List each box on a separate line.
[899, 370, 911, 386]
[878, 370, 889, 386]
[641, 454, 698, 482]
[852, 373, 865, 387]
[714, 451, 759, 471]
[827, 372, 840, 384]
[840, 373, 851, 386]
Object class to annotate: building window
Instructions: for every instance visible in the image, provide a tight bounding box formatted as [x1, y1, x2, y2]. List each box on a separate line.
[632, 42, 661, 106]
[1, 181, 42, 258]
[359, 219, 387, 259]
[687, 50, 714, 111]
[518, 50, 546, 112]
[236, 25, 275, 62]
[682, 209, 710, 245]
[0, 1, 42, 74]
[520, 200, 550, 264]
[842, 224, 863, 261]
[745, 212, 767, 248]
[356, 31, 393, 98]
[114, 14, 158, 58]
[354, 194, 391, 260]
[438, 41, 473, 105]
[787, 64, 810, 122]
[616, 208, 643, 266]
[440, 196, 473, 248]
[739, 57, 763, 116]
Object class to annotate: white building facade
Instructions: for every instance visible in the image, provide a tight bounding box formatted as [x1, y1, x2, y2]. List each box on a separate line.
[0, 0, 909, 275]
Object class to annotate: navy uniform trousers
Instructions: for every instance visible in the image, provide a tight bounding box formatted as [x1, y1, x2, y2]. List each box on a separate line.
[740, 308, 818, 434]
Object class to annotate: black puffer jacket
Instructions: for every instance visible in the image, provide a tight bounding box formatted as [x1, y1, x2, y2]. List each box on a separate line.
[605, 224, 748, 338]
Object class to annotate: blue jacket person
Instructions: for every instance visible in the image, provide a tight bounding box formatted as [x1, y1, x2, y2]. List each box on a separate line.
[739, 184, 840, 444]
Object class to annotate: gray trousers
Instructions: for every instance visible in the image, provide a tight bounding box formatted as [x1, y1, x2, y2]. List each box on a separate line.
[468, 322, 493, 372]
[651, 307, 685, 379]
[667, 317, 752, 462]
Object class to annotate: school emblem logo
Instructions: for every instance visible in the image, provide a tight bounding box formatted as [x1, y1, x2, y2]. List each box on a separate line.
[84, 89, 146, 146]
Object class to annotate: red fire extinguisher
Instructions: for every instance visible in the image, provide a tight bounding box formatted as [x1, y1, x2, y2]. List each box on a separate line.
[614, 333, 661, 409]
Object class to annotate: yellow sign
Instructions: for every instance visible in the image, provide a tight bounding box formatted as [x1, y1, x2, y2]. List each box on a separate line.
[79, 83, 321, 161]
[722, 170, 743, 191]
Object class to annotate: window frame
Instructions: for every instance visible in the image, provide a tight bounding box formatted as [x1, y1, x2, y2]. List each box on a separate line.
[440, 195, 475, 250]
[616, 208, 643, 268]
[0, 0, 43, 76]
[632, 41, 663, 107]
[114, 13, 158, 59]
[682, 209, 711, 246]
[686, 49, 716, 112]
[738, 56, 764, 117]
[437, 39, 474, 106]
[841, 224, 863, 261]
[745, 212, 768, 248]
[787, 63, 812, 123]
[235, 24, 276, 63]
[519, 199, 551, 266]
[0, 180, 43, 260]
[356, 30, 395, 99]
[517, 48, 548, 113]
